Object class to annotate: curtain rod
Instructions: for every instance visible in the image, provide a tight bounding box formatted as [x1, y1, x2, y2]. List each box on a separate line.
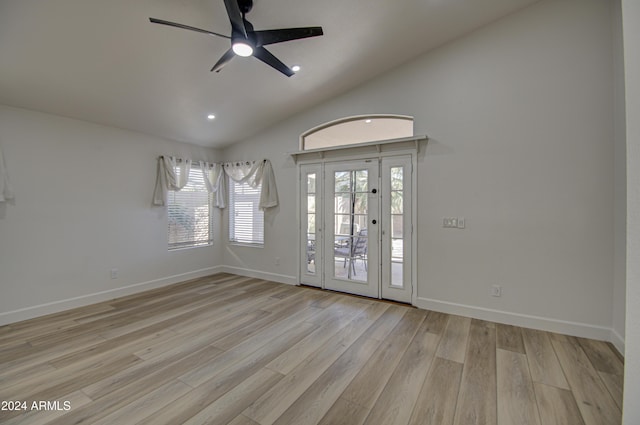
[159, 156, 267, 165]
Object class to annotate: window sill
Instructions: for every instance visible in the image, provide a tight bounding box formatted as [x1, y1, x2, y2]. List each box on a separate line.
[228, 242, 264, 249]
[168, 242, 213, 252]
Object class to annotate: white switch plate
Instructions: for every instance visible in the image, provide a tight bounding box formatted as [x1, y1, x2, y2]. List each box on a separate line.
[443, 218, 456, 228]
[444, 217, 464, 229]
[490, 285, 502, 297]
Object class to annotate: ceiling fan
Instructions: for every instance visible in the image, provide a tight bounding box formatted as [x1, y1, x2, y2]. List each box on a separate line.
[149, 0, 323, 77]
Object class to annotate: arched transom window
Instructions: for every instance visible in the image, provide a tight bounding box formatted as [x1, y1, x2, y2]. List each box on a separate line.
[301, 115, 414, 151]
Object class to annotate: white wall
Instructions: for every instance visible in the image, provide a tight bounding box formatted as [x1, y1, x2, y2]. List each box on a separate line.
[622, 0, 640, 422]
[0, 0, 623, 352]
[223, 0, 617, 340]
[0, 105, 222, 324]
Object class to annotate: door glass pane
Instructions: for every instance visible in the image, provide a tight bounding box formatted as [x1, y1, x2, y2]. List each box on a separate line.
[391, 239, 403, 287]
[391, 167, 403, 190]
[335, 214, 353, 235]
[355, 170, 368, 192]
[333, 169, 368, 283]
[391, 191, 403, 214]
[307, 235, 316, 274]
[307, 195, 316, 213]
[335, 172, 351, 192]
[305, 172, 317, 275]
[353, 214, 367, 232]
[392, 215, 403, 238]
[354, 193, 368, 214]
[390, 166, 404, 288]
[334, 233, 368, 282]
[307, 214, 316, 233]
[307, 174, 316, 193]
[334, 195, 351, 214]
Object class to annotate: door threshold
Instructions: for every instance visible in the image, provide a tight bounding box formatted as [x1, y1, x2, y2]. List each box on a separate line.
[298, 284, 415, 308]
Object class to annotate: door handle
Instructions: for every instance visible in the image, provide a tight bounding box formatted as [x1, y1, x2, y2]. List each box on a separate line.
[372, 219, 377, 225]
[371, 188, 377, 194]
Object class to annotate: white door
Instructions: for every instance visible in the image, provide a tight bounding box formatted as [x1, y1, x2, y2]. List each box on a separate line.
[380, 156, 412, 303]
[323, 161, 379, 298]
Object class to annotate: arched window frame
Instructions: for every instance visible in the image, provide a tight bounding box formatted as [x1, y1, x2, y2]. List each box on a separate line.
[299, 114, 415, 151]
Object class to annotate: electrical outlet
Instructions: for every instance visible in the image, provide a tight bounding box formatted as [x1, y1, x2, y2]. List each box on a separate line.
[110, 268, 119, 279]
[490, 285, 501, 297]
[275, 257, 280, 266]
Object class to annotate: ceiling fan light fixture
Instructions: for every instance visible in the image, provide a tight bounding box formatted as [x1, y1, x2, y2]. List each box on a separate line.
[291, 65, 301, 72]
[232, 41, 254, 57]
[150, 1, 323, 77]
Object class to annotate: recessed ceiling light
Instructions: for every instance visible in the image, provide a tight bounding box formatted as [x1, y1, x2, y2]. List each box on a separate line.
[207, 114, 216, 120]
[292, 65, 301, 72]
[365, 119, 372, 124]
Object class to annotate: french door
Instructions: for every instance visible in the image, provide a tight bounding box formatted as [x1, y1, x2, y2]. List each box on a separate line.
[323, 161, 380, 298]
[300, 156, 413, 303]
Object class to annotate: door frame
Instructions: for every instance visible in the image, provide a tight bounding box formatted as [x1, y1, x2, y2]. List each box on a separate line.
[297, 149, 418, 305]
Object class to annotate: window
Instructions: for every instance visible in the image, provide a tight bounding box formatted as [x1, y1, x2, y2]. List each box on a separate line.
[167, 164, 213, 249]
[229, 179, 264, 245]
[301, 115, 414, 150]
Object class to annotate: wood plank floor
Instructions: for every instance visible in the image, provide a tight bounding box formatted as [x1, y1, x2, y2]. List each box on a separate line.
[0, 274, 624, 425]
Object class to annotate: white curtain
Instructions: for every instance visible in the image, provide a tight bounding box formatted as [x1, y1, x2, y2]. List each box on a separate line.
[0, 146, 14, 202]
[152, 156, 278, 210]
[200, 161, 226, 208]
[223, 159, 279, 210]
[152, 156, 191, 206]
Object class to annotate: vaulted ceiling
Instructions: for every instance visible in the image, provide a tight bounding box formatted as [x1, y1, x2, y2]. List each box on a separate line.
[0, 0, 541, 148]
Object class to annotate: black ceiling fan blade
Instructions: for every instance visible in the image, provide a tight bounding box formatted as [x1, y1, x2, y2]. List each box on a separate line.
[149, 18, 230, 39]
[254, 27, 323, 47]
[223, 0, 247, 37]
[211, 48, 235, 73]
[253, 46, 294, 77]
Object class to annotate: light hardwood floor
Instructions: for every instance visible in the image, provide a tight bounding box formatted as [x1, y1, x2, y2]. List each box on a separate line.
[0, 274, 623, 425]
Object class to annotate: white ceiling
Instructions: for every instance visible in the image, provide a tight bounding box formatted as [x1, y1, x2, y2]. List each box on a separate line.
[0, 0, 540, 148]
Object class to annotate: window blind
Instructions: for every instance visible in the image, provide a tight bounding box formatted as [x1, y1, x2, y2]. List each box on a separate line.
[229, 179, 264, 245]
[167, 164, 213, 249]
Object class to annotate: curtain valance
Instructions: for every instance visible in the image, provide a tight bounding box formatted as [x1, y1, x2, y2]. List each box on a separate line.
[152, 156, 191, 206]
[223, 160, 279, 210]
[153, 156, 278, 210]
[0, 146, 14, 203]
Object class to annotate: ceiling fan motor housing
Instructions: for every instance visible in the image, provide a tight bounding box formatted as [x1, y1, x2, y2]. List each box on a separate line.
[238, 0, 253, 14]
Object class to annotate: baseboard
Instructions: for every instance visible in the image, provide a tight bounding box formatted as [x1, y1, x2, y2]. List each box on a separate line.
[610, 328, 625, 356]
[219, 265, 297, 286]
[0, 266, 223, 326]
[415, 296, 616, 344]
